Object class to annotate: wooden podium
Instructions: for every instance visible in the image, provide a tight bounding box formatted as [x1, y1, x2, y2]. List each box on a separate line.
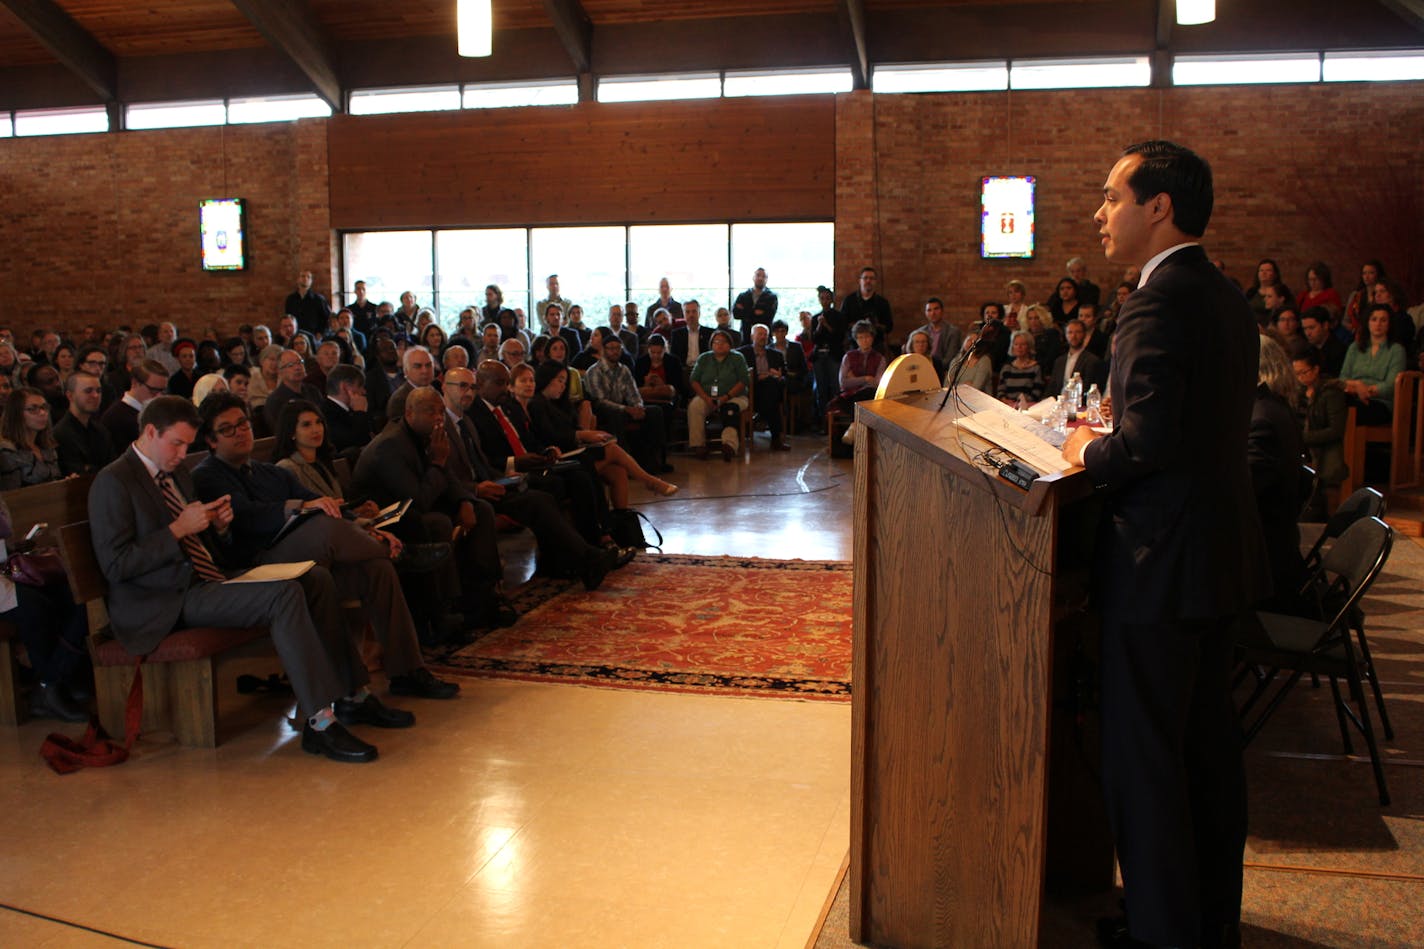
[849, 390, 1114, 948]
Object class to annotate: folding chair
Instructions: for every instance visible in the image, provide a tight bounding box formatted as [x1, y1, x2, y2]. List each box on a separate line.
[1237, 516, 1394, 805]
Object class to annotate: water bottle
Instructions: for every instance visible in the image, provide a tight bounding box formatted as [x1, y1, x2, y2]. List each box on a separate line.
[1068, 372, 1083, 418]
[1086, 384, 1102, 425]
[1051, 397, 1069, 435]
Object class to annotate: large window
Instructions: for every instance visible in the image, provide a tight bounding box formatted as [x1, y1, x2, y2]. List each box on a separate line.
[435, 229, 529, 324]
[342, 231, 435, 314]
[340, 222, 832, 336]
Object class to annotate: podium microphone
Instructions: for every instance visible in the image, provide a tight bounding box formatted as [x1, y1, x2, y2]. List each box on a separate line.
[938, 322, 1001, 412]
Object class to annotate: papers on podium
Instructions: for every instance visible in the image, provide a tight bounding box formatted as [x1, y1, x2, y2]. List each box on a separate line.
[949, 387, 1073, 476]
[225, 560, 315, 584]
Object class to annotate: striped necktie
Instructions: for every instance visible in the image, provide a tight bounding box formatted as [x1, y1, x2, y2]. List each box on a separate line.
[155, 472, 226, 583]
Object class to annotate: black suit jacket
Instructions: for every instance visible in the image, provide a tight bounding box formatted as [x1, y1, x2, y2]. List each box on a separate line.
[1082, 245, 1270, 621]
[1048, 349, 1106, 396]
[670, 326, 713, 366]
[736, 344, 786, 379]
[466, 398, 521, 474]
[349, 419, 474, 519]
[733, 287, 779, 340]
[323, 397, 373, 454]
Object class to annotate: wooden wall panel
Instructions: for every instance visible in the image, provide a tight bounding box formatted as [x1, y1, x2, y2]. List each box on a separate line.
[326, 96, 836, 229]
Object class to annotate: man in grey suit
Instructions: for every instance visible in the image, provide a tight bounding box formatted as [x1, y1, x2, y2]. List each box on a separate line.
[86, 396, 379, 763]
[902, 297, 962, 367]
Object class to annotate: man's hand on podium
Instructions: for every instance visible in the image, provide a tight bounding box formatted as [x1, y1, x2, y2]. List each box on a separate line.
[1061, 425, 1101, 468]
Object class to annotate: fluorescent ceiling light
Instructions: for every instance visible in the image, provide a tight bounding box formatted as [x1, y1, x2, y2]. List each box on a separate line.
[1010, 57, 1150, 90]
[597, 74, 721, 103]
[723, 68, 853, 97]
[462, 80, 578, 109]
[349, 86, 462, 115]
[1177, 0, 1215, 26]
[458, 0, 492, 58]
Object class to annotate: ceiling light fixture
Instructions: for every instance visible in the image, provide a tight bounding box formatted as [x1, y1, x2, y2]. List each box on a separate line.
[458, 0, 492, 57]
[1177, 0, 1216, 26]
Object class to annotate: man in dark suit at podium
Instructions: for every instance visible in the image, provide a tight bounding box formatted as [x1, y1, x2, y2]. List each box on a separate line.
[1062, 141, 1269, 949]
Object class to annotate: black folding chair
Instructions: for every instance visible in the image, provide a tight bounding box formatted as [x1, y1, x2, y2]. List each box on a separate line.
[1237, 516, 1394, 805]
[1297, 463, 1318, 520]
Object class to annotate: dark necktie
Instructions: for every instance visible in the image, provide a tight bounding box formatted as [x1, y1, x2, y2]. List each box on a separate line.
[155, 472, 226, 582]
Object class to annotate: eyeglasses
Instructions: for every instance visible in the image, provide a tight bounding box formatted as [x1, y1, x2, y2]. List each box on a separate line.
[81, 358, 107, 368]
[447, 381, 475, 390]
[214, 418, 253, 438]
[24, 403, 49, 414]
[279, 361, 304, 371]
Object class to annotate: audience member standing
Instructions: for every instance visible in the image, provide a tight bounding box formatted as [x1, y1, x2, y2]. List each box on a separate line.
[733, 268, 779, 342]
[285, 270, 332, 339]
[840, 267, 893, 353]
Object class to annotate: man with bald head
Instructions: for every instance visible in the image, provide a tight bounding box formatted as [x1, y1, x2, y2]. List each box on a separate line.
[385, 345, 439, 421]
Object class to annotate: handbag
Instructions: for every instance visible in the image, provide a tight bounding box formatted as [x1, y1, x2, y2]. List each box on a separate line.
[609, 508, 662, 552]
[3, 547, 66, 587]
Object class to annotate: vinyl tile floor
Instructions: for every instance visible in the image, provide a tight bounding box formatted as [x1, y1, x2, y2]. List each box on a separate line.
[1, 432, 855, 948]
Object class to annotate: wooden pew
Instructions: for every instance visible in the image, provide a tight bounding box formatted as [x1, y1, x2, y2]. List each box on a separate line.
[1, 475, 94, 724]
[1338, 370, 1424, 500]
[57, 522, 271, 747]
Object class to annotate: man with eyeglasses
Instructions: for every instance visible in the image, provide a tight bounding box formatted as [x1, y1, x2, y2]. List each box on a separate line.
[54, 371, 117, 476]
[498, 338, 526, 374]
[99, 358, 169, 448]
[106, 333, 149, 399]
[76, 345, 116, 411]
[263, 348, 325, 434]
[193, 393, 458, 712]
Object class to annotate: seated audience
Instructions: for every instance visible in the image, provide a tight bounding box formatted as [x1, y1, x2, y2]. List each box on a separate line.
[0, 387, 62, 488]
[1026, 304, 1063, 370]
[190, 372, 228, 408]
[1296, 262, 1342, 317]
[99, 359, 168, 449]
[1293, 347, 1347, 520]
[585, 332, 670, 469]
[498, 338, 526, 374]
[306, 340, 341, 393]
[688, 329, 751, 461]
[27, 363, 65, 423]
[364, 335, 403, 421]
[1272, 306, 1303, 347]
[54, 371, 116, 475]
[998, 332, 1044, 406]
[1340, 303, 1406, 424]
[608, 305, 639, 358]
[1300, 306, 1346, 376]
[831, 320, 888, 411]
[1343, 260, 1384, 336]
[1250, 337, 1305, 610]
[264, 348, 325, 433]
[247, 344, 283, 415]
[904, 329, 945, 378]
[529, 360, 677, 506]
[1003, 279, 1030, 326]
[193, 393, 457, 704]
[904, 298, 961, 369]
[1079, 304, 1108, 359]
[1047, 277, 1082, 327]
[670, 300, 712, 372]
[738, 324, 789, 451]
[544, 336, 594, 430]
[1246, 258, 1291, 322]
[323, 365, 373, 456]
[89, 396, 384, 763]
[223, 365, 252, 405]
[1048, 319, 1105, 395]
[633, 333, 681, 444]
[0, 494, 91, 721]
[476, 324, 503, 365]
[713, 307, 742, 347]
[385, 345, 438, 422]
[944, 324, 994, 393]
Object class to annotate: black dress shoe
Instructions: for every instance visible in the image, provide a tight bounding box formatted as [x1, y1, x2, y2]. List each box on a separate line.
[388, 667, 461, 700]
[301, 721, 378, 762]
[335, 693, 416, 728]
[30, 680, 88, 723]
[394, 542, 452, 574]
[486, 597, 519, 628]
[580, 547, 615, 590]
[613, 547, 637, 568]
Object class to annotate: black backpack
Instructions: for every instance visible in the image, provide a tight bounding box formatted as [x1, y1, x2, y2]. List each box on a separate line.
[609, 508, 662, 551]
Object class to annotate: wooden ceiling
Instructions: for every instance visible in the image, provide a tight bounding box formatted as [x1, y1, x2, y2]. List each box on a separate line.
[0, 0, 1420, 112]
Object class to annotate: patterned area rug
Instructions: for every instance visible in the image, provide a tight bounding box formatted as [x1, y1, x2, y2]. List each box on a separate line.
[424, 554, 853, 701]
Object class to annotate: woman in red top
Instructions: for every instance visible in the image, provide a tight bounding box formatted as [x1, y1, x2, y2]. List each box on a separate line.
[1295, 261, 1343, 317]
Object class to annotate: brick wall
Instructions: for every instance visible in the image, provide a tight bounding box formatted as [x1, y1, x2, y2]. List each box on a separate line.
[834, 82, 1424, 338]
[0, 119, 331, 342]
[2, 82, 1418, 346]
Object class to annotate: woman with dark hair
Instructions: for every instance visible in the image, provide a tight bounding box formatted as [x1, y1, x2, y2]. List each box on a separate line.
[0, 341, 20, 386]
[222, 337, 249, 367]
[944, 323, 994, 393]
[1046, 278, 1082, 326]
[1293, 346, 1347, 519]
[421, 322, 449, 357]
[0, 387, 62, 488]
[1371, 279, 1417, 356]
[196, 340, 224, 375]
[273, 399, 380, 519]
[545, 336, 595, 430]
[51, 343, 76, 388]
[1296, 261, 1342, 316]
[1272, 306, 1303, 346]
[1344, 259, 1386, 334]
[1246, 258, 1292, 323]
[529, 334, 550, 366]
[1340, 303, 1406, 425]
[830, 320, 887, 413]
[527, 360, 676, 506]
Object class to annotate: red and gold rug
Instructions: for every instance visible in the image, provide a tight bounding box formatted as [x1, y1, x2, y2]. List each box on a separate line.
[426, 554, 853, 701]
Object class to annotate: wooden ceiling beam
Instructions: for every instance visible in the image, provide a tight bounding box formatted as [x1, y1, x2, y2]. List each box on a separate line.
[1378, 0, 1424, 32]
[0, 0, 116, 103]
[228, 0, 343, 111]
[837, 0, 870, 90]
[543, 0, 594, 78]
